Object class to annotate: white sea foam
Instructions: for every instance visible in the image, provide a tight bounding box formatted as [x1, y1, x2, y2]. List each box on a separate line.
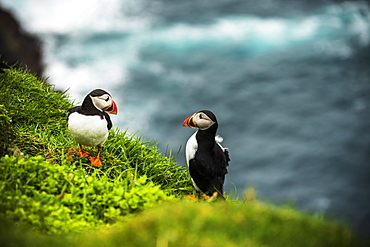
[1, 0, 154, 34]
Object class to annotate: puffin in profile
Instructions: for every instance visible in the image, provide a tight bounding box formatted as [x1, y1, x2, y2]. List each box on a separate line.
[68, 89, 118, 167]
[182, 110, 230, 200]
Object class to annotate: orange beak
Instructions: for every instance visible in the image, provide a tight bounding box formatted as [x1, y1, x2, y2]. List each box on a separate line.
[105, 100, 118, 115]
[182, 115, 197, 128]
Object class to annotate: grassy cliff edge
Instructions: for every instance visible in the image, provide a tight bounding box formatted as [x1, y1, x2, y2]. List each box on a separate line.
[0, 67, 365, 246]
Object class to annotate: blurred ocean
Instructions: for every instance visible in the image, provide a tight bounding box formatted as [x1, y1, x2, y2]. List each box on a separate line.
[1, 0, 370, 235]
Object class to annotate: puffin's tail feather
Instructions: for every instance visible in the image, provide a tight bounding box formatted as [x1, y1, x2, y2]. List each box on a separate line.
[215, 135, 224, 143]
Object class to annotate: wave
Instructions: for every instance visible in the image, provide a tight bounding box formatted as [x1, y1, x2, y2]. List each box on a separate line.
[138, 2, 370, 56]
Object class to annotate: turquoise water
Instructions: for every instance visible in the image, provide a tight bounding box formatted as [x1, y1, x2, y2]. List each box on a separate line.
[1, 0, 370, 235]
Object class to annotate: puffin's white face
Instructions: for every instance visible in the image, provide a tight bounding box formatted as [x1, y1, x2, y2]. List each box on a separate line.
[189, 112, 216, 130]
[91, 94, 113, 111]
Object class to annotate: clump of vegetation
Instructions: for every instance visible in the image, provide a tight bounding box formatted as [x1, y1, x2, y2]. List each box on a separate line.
[0, 104, 14, 156]
[0, 65, 366, 246]
[0, 155, 174, 234]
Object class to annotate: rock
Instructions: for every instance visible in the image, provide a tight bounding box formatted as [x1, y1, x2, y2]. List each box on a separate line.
[0, 7, 44, 77]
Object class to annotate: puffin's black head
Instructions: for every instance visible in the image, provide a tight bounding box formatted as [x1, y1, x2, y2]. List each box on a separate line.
[182, 110, 218, 131]
[89, 89, 111, 97]
[84, 89, 118, 114]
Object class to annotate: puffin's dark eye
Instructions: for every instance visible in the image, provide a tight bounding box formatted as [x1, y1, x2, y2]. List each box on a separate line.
[105, 97, 109, 102]
[199, 114, 203, 119]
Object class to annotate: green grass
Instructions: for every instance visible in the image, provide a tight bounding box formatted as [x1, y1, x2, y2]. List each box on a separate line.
[0, 65, 367, 246]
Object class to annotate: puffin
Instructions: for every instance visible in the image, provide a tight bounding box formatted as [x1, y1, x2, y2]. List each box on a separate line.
[67, 89, 118, 167]
[182, 110, 230, 200]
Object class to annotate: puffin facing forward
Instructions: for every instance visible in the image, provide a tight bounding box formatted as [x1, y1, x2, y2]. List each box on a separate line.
[68, 89, 118, 167]
[182, 110, 230, 199]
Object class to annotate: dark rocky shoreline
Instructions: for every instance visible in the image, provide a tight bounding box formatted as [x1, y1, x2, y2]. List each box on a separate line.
[0, 7, 43, 77]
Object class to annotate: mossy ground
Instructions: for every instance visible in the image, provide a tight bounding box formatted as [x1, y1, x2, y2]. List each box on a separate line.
[0, 66, 367, 246]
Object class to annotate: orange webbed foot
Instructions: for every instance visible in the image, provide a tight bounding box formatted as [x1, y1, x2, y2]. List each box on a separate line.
[76, 149, 90, 157]
[89, 156, 103, 167]
[202, 194, 210, 200]
[184, 194, 209, 201]
[185, 195, 198, 201]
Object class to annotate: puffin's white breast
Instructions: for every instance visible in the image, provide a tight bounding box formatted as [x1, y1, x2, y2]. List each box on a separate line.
[185, 131, 201, 191]
[185, 131, 198, 166]
[68, 112, 109, 147]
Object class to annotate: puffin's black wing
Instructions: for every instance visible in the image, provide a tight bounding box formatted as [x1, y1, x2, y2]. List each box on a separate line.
[213, 144, 229, 190]
[68, 106, 81, 116]
[223, 148, 230, 164]
[67, 106, 81, 125]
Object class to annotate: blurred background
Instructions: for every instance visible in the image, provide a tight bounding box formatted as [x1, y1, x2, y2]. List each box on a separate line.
[1, 0, 369, 236]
